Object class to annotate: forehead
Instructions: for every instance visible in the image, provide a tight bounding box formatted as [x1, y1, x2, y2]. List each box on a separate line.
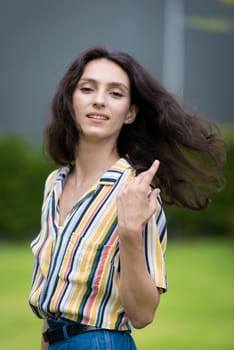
[80, 58, 130, 87]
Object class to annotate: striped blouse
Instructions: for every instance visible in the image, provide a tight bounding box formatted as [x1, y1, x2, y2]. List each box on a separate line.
[29, 158, 167, 331]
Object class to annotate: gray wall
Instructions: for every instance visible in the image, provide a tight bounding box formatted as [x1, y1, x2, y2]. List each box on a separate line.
[184, 0, 234, 121]
[0, 0, 233, 142]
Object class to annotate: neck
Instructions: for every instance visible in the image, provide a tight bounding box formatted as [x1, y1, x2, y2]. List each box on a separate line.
[72, 139, 120, 183]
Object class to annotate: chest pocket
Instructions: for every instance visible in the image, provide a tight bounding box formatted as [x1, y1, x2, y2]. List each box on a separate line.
[58, 235, 119, 283]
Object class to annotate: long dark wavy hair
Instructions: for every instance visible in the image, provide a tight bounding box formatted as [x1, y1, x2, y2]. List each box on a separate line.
[45, 46, 226, 210]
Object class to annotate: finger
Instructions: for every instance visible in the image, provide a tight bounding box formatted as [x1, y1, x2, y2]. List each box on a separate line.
[149, 188, 160, 211]
[149, 187, 160, 202]
[134, 160, 159, 184]
[140, 160, 160, 186]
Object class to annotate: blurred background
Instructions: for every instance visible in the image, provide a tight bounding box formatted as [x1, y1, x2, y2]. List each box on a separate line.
[0, 0, 233, 349]
[0, 0, 233, 141]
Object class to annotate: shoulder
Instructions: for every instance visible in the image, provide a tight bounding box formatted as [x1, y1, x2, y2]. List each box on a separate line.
[43, 166, 70, 200]
[45, 169, 59, 187]
[102, 158, 135, 183]
[41, 169, 58, 202]
[118, 158, 135, 178]
[155, 195, 167, 246]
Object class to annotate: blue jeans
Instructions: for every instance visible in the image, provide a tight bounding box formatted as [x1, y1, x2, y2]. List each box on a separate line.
[47, 319, 137, 350]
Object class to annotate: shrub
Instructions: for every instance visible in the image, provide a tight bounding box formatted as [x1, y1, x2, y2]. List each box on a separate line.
[0, 128, 233, 241]
[0, 136, 53, 241]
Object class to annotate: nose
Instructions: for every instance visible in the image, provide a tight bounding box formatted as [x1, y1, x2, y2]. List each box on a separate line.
[92, 89, 106, 107]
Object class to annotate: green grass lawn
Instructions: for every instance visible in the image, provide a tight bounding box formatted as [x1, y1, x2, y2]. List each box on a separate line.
[0, 239, 233, 349]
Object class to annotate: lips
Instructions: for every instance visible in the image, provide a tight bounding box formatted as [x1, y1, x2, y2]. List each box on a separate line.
[86, 113, 109, 120]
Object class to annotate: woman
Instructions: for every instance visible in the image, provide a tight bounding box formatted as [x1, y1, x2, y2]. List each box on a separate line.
[29, 46, 226, 350]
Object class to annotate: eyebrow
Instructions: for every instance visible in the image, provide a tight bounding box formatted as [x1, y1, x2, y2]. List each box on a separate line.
[78, 78, 129, 92]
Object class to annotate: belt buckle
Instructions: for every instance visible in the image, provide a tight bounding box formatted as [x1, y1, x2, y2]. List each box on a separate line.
[42, 328, 50, 343]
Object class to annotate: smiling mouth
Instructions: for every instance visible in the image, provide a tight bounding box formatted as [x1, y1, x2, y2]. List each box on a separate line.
[86, 114, 109, 120]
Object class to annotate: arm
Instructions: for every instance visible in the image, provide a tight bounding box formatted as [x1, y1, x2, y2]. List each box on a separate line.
[41, 320, 49, 350]
[117, 160, 161, 329]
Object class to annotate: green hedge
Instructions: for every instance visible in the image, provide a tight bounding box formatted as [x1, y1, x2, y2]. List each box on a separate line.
[0, 129, 233, 241]
[0, 137, 53, 241]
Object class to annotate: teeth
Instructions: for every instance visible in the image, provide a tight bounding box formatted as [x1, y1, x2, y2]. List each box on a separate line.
[88, 115, 107, 120]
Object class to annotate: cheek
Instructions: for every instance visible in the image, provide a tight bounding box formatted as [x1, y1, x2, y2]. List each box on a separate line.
[120, 106, 131, 120]
[71, 99, 82, 124]
[71, 93, 77, 110]
[112, 100, 130, 116]
[72, 94, 84, 114]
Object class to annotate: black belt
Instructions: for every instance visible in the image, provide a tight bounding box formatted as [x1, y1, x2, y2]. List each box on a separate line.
[43, 323, 101, 344]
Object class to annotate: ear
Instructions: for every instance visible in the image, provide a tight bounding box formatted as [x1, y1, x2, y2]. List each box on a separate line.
[124, 104, 138, 124]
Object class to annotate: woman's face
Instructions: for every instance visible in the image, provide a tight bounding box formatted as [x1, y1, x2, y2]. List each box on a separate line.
[72, 58, 137, 144]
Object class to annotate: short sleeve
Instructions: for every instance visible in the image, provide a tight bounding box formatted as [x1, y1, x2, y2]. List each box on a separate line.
[142, 196, 167, 293]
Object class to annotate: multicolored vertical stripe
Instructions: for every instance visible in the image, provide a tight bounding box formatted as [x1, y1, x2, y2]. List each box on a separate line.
[29, 158, 167, 330]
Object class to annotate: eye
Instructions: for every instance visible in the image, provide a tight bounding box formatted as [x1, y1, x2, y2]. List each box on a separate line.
[110, 91, 124, 98]
[79, 87, 93, 93]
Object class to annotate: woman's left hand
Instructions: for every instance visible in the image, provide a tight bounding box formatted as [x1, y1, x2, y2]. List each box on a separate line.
[116, 160, 160, 240]
[117, 160, 161, 327]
